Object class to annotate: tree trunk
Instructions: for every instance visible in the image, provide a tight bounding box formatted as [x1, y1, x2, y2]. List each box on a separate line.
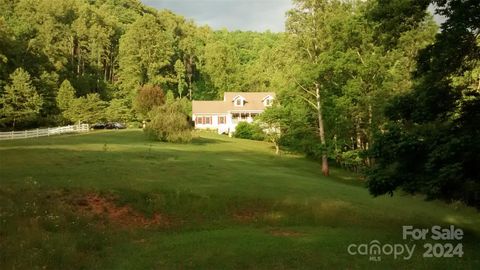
[187, 55, 193, 100]
[315, 82, 329, 176]
[274, 138, 280, 155]
[356, 117, 362, 150]
[366, 104, 373, 166]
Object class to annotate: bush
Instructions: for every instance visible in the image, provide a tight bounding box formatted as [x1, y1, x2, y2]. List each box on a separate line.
[234, 122, 265, 141]
[144, 100, 192, 143]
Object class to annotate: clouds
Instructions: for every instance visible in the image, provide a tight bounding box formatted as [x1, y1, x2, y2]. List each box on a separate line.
[141, 0, 293, 32]
[141, 1, 446, 32]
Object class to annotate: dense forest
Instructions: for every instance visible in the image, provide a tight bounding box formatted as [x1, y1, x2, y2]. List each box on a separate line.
[0, 0, 478, 207]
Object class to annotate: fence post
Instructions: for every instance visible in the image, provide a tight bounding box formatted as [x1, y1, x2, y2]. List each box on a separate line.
[24, 130, 27, 138]
[47, 127, 50, 136]
[11, 131, 13, 139]
[36, 128, 39, 137]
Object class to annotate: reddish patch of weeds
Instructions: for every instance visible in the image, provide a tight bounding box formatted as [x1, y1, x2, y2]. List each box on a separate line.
[73, 193, 172, 229]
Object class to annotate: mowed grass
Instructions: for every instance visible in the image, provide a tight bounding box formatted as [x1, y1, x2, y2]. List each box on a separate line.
[0, 130, 479, 269]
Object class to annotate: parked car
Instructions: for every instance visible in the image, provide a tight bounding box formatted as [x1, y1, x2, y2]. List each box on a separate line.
[106, 122, 126, 129]
[91, 122, 126, 130]
[91, 123, 106, 129]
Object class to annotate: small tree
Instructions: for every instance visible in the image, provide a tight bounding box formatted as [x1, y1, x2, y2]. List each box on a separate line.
[0, 68, 43, 129]
[258, 106, 287, 155]
[145, 100, 192, 143]
[56, 79, 76, 123]
[134, 85, 165, 117]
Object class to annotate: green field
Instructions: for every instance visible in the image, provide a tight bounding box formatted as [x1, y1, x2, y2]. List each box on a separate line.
[0, 130, 479, 269]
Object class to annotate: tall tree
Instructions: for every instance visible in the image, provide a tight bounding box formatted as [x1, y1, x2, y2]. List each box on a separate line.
[286, 0, 354, 176]
[174, 59, 187, 98]
[203, 37, 242, 97]
[118, 13, 175, 98]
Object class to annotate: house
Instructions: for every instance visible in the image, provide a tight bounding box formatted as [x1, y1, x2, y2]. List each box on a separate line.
[192, 92, 275, 134]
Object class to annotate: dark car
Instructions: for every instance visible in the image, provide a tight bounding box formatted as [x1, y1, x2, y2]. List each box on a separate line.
[105, 122, 126, 129]
[91, 122, 125, 129]
[91, 123, 106, 129]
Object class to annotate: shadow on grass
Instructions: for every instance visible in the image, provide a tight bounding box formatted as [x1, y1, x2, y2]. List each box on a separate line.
[0, 130, 230, 148]
[191, 136, 226, 145]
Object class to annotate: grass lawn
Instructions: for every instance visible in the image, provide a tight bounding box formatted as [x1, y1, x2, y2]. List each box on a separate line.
[0, 130, 479, 269]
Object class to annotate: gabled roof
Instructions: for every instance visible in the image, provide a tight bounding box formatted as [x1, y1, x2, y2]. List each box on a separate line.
[232, 95, 246, 101]
[262, 95, 274, 101]
[223, 92, 275, 102]
[193, 92, 275, 114]
[192, 101, 227, 114]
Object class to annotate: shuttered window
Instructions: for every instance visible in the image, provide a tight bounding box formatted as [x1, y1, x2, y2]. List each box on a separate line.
[219, 116, 226, 124]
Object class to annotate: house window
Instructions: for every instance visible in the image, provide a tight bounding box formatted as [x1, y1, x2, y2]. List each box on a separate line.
[264, 98, 273, 106]
[196, 116, 212, 125]
[218, 116, 226, 124]
[235, 98, 243, 106]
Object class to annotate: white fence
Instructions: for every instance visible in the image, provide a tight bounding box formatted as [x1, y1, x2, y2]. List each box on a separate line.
[0, 124, 90, 141]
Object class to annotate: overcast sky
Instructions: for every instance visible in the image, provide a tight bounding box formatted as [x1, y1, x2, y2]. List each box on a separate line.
[142, 0, 292, 32]
[141, 0, 444, 32]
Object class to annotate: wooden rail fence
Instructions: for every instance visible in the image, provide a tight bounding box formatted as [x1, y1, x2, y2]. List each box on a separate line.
[0, 124, 90, 141]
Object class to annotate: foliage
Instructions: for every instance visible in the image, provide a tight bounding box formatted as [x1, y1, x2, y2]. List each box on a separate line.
[105, 98, 133, 123]
[174, 59, 187, 98]
[56, 80, 76, 112]
[233, 122, 265, 141]
[0, 0, 212, 128]
[145, 100, 192, 143]
[64, 93, 107, 124]
[366, 0, 480, 208]
[367, 0, 431, 48]
[118, 13, 175, 97]
[134, 84, 165, 118]
[257, 106, 287, 154]
[0, 68, 43, 129]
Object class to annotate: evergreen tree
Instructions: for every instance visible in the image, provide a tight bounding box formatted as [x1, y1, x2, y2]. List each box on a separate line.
[57, 80, 76, 112]
[0, 68, 43, 129]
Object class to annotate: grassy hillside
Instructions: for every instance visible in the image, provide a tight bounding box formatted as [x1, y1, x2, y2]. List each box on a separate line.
[0, 130, 479, 269]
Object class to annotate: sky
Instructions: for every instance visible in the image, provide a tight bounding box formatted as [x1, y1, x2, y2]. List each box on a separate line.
[141, 0, 292, 32]
[141, 0, 445, 32]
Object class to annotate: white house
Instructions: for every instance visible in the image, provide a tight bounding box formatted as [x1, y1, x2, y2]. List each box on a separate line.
[192, 92, 275, 134]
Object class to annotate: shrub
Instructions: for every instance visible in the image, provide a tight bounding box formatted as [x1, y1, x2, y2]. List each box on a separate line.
[234, 122, 265, 141]
[144, 100, 192, 143]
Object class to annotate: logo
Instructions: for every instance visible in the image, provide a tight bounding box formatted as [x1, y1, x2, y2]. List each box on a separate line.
[347, 225, 464, 262]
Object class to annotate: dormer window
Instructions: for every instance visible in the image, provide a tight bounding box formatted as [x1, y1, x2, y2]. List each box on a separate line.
[233, 95, 245, 107]
[262, 95, 274, 107]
